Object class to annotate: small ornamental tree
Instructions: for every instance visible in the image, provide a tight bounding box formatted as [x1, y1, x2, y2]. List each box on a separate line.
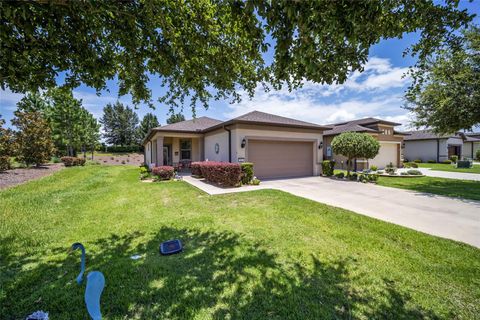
[0, 115, 16, 171]
[331, 132, 380, 176]
[12, 111, 55, 167]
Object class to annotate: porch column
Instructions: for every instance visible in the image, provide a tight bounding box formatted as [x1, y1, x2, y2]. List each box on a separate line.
[199, 137, 205, 161]
[156, 137, 164, 166]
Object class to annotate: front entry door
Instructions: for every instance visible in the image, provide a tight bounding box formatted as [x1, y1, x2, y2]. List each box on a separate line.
[163, 145, 172, 165]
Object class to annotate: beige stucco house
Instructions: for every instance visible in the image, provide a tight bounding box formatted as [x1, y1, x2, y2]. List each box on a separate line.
[322, 118, 406, 170]
[143, 111, 330, 179]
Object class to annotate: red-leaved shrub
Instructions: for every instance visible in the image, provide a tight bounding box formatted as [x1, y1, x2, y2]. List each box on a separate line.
[198, 161, 241, 187]
[191, 162, 202, 177]
[61, 156, 86, 167]
[152, 166, 175, 180]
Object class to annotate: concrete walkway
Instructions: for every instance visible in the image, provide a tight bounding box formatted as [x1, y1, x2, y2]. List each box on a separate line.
[399, 167, 480, 181]
[183, 176, 480, 248]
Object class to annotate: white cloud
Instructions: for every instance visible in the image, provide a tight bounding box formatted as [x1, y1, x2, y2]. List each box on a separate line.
[224, 56, 413, 127]
[0, 88, 24, 112]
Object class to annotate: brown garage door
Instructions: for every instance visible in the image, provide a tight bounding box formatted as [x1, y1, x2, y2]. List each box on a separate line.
[247, 140, 314, 179]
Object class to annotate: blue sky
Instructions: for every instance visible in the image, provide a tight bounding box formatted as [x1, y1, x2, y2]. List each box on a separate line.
[1, 1, 478, 131]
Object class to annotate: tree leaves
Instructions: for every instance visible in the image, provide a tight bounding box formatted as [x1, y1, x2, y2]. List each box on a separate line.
[0, 1, 473, 113]
[100, 102, 140, 146]
[405, 26, 480, 133]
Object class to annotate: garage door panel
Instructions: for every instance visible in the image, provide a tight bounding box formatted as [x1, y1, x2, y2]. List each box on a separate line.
[248, 140, 313, 179]
[370, 143, 398, 168]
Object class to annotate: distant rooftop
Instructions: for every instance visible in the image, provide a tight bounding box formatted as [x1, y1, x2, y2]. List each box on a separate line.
[323, 117, 402, 136]
[404, 130, 480, 141]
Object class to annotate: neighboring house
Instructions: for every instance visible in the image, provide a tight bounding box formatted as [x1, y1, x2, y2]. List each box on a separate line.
[465, 133, 480, 159]
[403, 130, 480, 162]
[323, 118, 406, 170]
[143, 111, 330, 179]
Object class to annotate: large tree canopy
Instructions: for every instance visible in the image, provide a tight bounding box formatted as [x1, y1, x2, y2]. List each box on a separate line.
[405, 26, 480, 134]
[138, 112, 159, 141]
[0, 1, 473, 111]
[100, 102, 140, 146]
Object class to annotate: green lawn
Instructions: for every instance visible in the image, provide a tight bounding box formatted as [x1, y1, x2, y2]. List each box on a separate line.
[377, 176, 480, 201]
[417, 162, 480, 174]
[1, 166, 479, 319]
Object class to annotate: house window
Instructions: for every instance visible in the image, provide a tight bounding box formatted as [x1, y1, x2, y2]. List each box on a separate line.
[180, 139, 192, 160]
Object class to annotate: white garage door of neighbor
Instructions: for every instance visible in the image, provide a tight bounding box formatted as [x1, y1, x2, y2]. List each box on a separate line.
[247, 140, 314, 179]
[370, 143, 398, 168]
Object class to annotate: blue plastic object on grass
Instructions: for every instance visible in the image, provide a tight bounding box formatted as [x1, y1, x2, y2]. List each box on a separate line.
[72, 243, 105, 320]
[160, 239, 183, 255]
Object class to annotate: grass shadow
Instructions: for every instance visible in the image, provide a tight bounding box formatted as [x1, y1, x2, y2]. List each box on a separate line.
[1, 227, 441, 319]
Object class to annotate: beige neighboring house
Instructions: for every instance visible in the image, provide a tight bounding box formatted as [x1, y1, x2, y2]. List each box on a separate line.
[404, 130, 480, 162]
[143, 111, 330, 179]
[322, 118, 406, 170]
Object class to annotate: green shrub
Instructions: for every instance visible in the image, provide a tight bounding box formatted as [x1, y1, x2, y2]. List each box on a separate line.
[403, 162, 411, 168]
[450, 155, 458, 163]
[442, 160, 452, 164]
[427, 159, 436, 163]
[413, 159, 422, 163]
[251, 178, 261, 185]
[407, 169, 422, 175]
[457, 160, 472, 168]
[385, 162, 397, 175]
[370, 165, 378, 171]
[368, 173, 378, 183]
[349, 173, 358, 181]
[0, 156, 11, 171]
[51, 156, 61, 163]
[139, 166, 149, 180]
[240, 162, 254, 184]
[410, 162, 418, 168]
[476, 149, 480, 161]
[335, 172, 345, 179]
[322, 160, 335, 176]
[105, 145, 141, 153]
[400, 172, 409, 175]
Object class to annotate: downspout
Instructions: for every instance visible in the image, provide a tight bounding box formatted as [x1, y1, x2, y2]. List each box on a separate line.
[472, 142, 474, 159]
[223, 126, 232, 162]
[436, 139, 440, 163]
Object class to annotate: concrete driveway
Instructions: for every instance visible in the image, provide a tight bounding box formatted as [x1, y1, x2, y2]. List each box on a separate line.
[262, 177, 480, 247]
[184, 175, 480, 247]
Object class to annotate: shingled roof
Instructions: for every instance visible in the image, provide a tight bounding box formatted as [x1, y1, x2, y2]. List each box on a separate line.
[152, 116, 222, 132]
[404, 130, 457, 141]
[143, 111, 330, 144]
[206, 111, 330, 131]
[403, 130, 480, 141]
[323, 117, 401, 136]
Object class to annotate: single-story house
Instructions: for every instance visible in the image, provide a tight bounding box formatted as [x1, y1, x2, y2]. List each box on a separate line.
[143, 111, 330, 179]
[322, 118, 406, 170]
[464, 133, 480, 159]
[403, 130, 480, 162]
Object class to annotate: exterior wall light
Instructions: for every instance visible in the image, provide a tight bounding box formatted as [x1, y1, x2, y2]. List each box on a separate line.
[318, 141, 323, 149]
[241, 138, 246, 148]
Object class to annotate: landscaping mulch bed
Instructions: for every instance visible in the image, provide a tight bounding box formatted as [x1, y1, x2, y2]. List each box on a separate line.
[0, 163, 64, 190]
[94, 153, 144, 166]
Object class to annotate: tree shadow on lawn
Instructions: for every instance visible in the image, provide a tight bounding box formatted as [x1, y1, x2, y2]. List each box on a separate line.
[1, 228, 440, 319]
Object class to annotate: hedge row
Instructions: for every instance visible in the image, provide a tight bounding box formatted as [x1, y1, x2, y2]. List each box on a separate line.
[152, 166, 175, 180]
[193, 161, 242, 187]
[61, 157, 86, 167]
[105, 145, 141, 153]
